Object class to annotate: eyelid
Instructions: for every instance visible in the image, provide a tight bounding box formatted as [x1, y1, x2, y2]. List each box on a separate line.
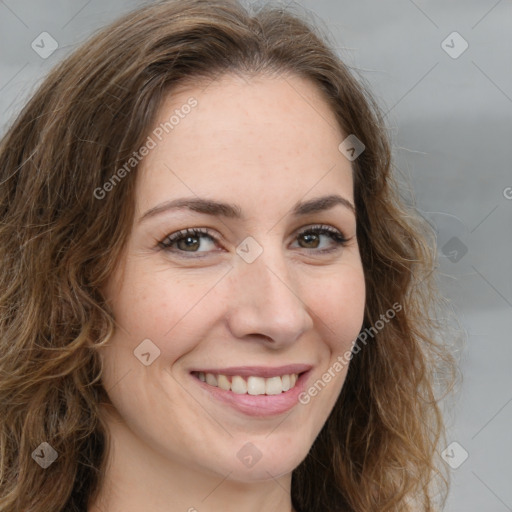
[158, 223, 351, 257]
[158, 227, 219, 251]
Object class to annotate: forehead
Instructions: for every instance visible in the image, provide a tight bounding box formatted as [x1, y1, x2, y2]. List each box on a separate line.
[135, 73, 353, 215]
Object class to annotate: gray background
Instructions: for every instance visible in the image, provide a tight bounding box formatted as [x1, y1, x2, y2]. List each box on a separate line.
[1, 0, 511, 510]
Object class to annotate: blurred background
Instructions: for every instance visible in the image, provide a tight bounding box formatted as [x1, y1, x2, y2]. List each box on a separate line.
[1, 0, 510, 510]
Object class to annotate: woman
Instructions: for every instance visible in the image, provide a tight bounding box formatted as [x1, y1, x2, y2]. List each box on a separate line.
[0, 1, 457, 511]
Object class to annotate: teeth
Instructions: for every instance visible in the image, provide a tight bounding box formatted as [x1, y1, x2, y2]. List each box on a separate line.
[205, 373, 217, 386]
[217, 374, 231, 391]
[281, 374, 291, 391]
[195, 372, 300, 395]
[247, 376, 265, 395]
[265, 376, 283, 395]
[231, 376, 248, 394]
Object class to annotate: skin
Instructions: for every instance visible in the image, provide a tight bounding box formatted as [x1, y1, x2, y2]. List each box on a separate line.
[90, 72, 366, 512]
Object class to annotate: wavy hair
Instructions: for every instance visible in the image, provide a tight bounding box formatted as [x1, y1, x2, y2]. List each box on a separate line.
[0, 1, 458, 511]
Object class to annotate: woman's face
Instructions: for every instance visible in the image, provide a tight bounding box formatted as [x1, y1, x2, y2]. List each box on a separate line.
[99, 73, 366, 482]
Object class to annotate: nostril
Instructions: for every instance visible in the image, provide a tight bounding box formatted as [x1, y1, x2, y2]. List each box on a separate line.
[253, 334, 273, 342]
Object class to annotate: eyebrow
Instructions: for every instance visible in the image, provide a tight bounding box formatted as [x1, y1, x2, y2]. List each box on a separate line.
[138, 194, 356, 223]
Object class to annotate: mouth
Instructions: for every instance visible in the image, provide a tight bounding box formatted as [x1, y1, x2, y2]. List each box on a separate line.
[191, 371, 302, 395]
[189, 365, 312, 416]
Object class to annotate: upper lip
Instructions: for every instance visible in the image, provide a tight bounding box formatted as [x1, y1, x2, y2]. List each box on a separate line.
[190, 364, 312, 378]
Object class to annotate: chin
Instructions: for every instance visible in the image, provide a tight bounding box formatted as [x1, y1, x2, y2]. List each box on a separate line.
[211, 437, 311, 483]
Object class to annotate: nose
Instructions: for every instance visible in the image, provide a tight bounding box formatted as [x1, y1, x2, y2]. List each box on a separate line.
[224, 245, 314, 348]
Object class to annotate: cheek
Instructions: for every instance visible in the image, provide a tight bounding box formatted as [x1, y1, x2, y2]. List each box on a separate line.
[104, 264, 230, 360]
[309, 264, 366, 350]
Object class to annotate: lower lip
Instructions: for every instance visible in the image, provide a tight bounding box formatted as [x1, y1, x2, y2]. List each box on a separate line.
[190, 372, 310, 417]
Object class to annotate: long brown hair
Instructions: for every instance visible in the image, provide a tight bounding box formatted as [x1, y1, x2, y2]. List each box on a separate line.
[0, 1, 458, 511]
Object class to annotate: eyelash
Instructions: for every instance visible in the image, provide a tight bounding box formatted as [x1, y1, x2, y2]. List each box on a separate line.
[158, 224, 350, 258]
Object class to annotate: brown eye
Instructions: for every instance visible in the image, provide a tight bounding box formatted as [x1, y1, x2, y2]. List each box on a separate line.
[294, 225, 349, 252]
[158, 224, 349, 259]
[159, 228, 217, 255]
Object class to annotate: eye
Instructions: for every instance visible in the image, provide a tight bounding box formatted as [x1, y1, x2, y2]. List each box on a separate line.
[158, 228, 218, 256]
[158, 224, 350, 258]
[293, 224, 349, 252]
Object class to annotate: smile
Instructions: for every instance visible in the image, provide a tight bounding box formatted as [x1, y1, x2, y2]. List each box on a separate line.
[192, 371, 299, 395]
[189, 365, 312, 416]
